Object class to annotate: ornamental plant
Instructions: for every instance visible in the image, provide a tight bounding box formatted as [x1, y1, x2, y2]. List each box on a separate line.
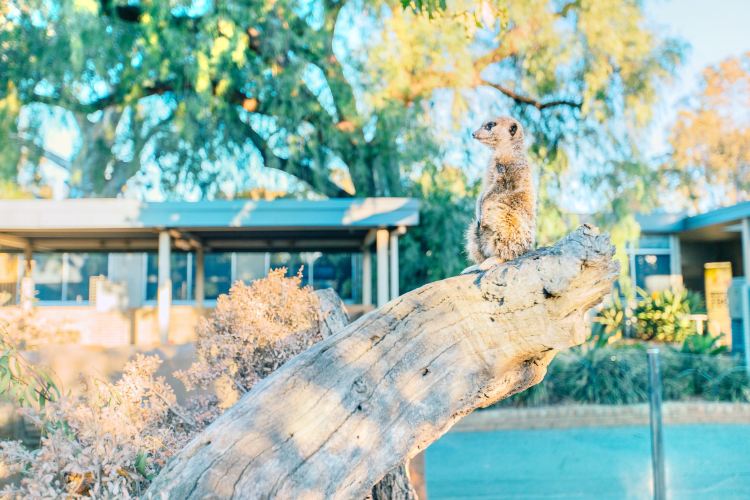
[0, 268, 327, 497]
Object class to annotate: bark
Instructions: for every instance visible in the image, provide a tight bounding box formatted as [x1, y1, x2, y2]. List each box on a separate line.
[145, 225, 618, 499]
[317, 288, 418, 499]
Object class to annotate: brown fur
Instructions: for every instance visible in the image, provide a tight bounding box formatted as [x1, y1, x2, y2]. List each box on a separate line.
[466, 116, 536, 266]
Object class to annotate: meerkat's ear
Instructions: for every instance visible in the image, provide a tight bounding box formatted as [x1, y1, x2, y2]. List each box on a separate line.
[509, 123, 518, 137]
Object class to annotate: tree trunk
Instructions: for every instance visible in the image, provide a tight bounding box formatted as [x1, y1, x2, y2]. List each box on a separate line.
[317, 289, 419, 499]
[146, 225, 618, 499]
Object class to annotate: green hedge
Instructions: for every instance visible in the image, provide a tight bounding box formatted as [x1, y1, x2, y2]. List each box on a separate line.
[498, 338, 750, 407]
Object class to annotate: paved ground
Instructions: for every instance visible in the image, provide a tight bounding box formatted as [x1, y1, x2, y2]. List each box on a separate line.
[425, 424, 750, 499]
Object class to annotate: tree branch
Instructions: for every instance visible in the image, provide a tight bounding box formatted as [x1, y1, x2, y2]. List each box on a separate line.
[483, 81, 582, 110]
[244, 124, 351, 198]
[145, 225, 618, 498]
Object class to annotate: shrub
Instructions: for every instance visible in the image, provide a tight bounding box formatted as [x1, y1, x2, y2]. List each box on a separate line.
[0, 267, 329, 497]
[632, 288, 702, 343]
[176, 267, 325, 407]
[500, 333, 750, 407]
[591, 292, 633, 345]
[0, 308, 79, 350]
[0, 354, 195, 498]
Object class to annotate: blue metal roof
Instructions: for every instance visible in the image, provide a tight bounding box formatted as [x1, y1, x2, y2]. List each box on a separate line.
[0, 198, 420, 231]
[638, 202, 750, 234]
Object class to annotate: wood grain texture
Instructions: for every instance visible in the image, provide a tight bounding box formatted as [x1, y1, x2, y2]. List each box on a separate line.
[146, 225, 618, 499]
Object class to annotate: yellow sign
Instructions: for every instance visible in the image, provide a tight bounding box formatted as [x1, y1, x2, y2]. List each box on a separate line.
[704, 262, 733, 345]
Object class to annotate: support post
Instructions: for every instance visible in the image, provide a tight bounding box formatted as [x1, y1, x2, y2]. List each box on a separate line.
[742, 218, 750, 369]
[376, 229, 389, 307]
[647, 348, 666, 500]
[20, 245, 34, 312]
[389, 230, 400, 301]
[195, 245, 205, 310]
[362, 248, 372, 307]
[669, 234, 682, 289]
[157, 230, 172, 344]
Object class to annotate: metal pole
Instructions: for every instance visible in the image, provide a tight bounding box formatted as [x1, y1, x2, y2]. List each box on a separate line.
[647, 348, 666, 500]
[741, 218, 750, 372]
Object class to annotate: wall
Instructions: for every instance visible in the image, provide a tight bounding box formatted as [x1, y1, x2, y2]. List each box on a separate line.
[0, 305, 204, 347]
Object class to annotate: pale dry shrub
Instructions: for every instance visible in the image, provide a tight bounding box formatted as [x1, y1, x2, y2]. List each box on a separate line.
[177, 268, 324, 406]
[0, 308, 79, 350]
[0, 267, 330, 498]
[0, 354, 195, 499]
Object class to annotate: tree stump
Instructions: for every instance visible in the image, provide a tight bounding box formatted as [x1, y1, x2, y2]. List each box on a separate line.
[146, 225, 618, 499]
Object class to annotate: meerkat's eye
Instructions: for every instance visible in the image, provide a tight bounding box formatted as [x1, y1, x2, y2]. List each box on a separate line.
[484, 121, 496, 131]
[509, 123, 518, 137]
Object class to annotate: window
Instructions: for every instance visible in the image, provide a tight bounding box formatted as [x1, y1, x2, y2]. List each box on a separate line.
[270, 251, 354, 301]
[145, 251, 233, 301]
[634, 254, 671, 291]
[146, 252, 192, 301]
[65, 253, 108, 302]
[235, 253, 267, 284]
[310, 252, 353, 301]
[204, 252, 232, 299]
[33, 253, 63, 301]
[31, 252, 108, 303]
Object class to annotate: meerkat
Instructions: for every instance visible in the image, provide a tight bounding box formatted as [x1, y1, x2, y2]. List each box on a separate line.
[465, 116, 536, 270]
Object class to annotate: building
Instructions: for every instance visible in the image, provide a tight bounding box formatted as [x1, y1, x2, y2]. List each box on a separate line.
[634, 202, 750, 354]
[0, 198, 419, 346]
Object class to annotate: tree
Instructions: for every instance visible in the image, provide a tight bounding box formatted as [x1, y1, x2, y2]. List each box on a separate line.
[1, 1, 679, 199]
[0, 0, 681, 287]
[667, 52, 750, 209]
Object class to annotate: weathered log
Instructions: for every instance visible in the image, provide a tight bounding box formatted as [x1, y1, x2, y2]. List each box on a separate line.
[318, 289, 418, 499]
[146, 225, 618, 499]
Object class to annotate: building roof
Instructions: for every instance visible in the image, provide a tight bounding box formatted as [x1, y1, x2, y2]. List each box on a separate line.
[0, 198, 420, 252]
[638, 201, 750, 241]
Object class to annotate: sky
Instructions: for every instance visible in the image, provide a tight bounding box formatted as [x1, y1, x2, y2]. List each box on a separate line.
[645, 0, 750, 155]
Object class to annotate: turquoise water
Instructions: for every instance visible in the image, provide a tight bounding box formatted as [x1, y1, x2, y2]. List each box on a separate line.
[425, 425, 750, 499]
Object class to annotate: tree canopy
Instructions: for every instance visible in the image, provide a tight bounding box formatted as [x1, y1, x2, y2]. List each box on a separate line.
[0, 0, 684, 288]
[667, 51, 750, 209]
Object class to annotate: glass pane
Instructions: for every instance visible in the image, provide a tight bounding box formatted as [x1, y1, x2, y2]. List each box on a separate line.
[269, 252, 353, 300]
[171, 253, 191, 301]
[204, 252, 232, 299]
[311, 252, 353, 301]
[270, 252, 309, 285]
[235, 253, 267, 283]
[145, 252, 192, 301]
[65, 253, 109, 303]
[33, 253, 63, 301]
[635, 254, 671, 291]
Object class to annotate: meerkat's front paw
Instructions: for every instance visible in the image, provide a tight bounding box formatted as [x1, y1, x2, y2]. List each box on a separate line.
[461, 264, 480, 275]
[478, 256, 505, 271]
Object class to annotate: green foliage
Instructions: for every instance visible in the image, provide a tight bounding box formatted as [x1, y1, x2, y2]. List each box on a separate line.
[0, 328, 60, 410]
[594, 286, 705, 344]
[633, 288, 702, 342]
[0, 0, 685, 282]
[680, 332, 728, 356]
[591, 292, 632, 346]
[500, 340, 750, 407]
[400, 165, 478, 292]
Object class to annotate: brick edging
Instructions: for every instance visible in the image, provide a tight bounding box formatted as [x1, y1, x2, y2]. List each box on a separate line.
[453, 402, 750, 431]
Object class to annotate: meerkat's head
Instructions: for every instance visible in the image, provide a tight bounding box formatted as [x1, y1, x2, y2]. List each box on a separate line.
[472, 116, 525, 156]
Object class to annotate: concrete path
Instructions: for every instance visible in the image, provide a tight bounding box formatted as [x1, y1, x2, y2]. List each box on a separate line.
[425, 424, 750, 499]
